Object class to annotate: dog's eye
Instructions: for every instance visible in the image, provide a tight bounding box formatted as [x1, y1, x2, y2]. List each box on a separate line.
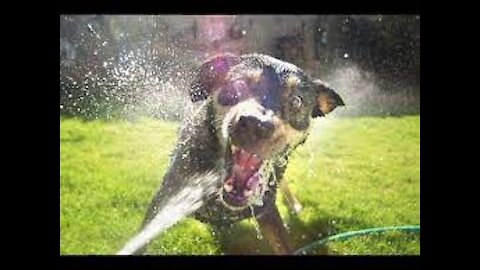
[290, 96, 303, 109]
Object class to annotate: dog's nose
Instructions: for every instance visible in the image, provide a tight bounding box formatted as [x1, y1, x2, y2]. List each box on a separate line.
[237, 115, 275, 139]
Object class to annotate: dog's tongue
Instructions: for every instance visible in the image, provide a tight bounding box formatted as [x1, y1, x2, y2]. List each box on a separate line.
[226, 149, 262, 188]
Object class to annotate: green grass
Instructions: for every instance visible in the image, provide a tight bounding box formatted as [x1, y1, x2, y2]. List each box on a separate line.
[60, 115, 420, 255]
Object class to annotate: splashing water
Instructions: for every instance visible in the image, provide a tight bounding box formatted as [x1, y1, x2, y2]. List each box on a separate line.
[61, 15, 202, 121]
[249, 206, 263, 240]
[117, 171, 220, 255]
[322, 63, 419, 117]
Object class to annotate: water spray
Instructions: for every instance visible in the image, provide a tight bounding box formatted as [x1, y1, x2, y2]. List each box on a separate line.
[117, 171, 220, 255]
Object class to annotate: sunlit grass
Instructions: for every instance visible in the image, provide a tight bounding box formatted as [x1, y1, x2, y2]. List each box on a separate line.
[60, 115, 420, 255]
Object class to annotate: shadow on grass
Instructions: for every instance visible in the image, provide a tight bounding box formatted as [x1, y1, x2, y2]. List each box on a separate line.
[210, 209, 372, 255]
[60, 134, 86, 143]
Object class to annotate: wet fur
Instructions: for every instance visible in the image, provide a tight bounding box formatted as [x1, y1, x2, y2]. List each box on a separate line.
[135, 53, 344, 254]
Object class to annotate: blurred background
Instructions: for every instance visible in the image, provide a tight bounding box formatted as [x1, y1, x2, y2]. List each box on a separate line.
[60, 15, 420, 121]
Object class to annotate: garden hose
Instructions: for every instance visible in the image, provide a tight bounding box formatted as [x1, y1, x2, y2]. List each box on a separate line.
[293, 225, 420, 255]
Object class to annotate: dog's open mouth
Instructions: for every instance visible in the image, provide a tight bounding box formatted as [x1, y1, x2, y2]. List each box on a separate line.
[220, 142, 266, 210]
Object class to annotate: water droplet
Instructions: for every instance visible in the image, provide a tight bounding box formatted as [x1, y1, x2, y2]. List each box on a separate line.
[250, 206, 263, 239]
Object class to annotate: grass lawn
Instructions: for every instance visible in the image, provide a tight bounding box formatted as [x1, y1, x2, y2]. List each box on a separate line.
[60, 115, 420, 255]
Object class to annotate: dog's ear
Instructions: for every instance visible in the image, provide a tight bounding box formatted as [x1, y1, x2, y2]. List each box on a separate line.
[190, 53, 241, 102]
[311, 80, 345, 118]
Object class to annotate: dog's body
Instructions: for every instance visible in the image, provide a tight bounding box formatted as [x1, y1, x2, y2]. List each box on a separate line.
[132, 53, 344, 254]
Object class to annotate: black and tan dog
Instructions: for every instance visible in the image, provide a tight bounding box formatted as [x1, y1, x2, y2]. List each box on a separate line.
[132, 53, 344, 254]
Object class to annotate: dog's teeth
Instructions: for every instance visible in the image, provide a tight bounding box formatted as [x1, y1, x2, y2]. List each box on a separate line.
[244, 190, 253, 197]
[224, 183, 234, 192]
[225, 176, 235, 185]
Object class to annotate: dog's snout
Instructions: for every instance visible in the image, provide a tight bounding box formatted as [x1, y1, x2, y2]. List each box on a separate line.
[238, 116, 274, 139]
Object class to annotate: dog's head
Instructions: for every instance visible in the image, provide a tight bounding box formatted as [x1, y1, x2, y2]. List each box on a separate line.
[190, 53, 344, 210]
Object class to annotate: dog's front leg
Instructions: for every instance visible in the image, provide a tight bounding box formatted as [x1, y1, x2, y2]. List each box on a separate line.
[280, 180, 303, 214]
[256, 205, 293, 254]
